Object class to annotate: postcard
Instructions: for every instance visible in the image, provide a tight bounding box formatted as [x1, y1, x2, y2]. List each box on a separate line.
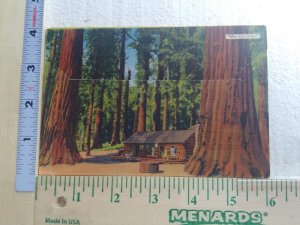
[39, 26, 269, 178]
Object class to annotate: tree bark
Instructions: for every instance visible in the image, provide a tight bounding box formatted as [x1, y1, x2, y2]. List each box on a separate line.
[162, 93, 169, 131]
[110, 29, 126, 145]
[80, 117, 87, 151]
[41, 31, 59, 136]
[39, 29, 83, 165]
[133, 93, 140, 133]
[122, 70, 131, 140]
[137, 53, 150, 131]
[86, 81, 96, 156]
[184, 26, 269, 178]
[258, 59, 269, 160]
[153, 34, 164, 131]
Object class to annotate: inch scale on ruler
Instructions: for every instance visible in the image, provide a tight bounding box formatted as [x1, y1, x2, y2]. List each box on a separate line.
[35, 176, 299, 225]
[16, 0, 44, 192]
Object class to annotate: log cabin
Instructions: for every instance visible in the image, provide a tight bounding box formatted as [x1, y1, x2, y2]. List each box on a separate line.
[123, 129, 195, 161]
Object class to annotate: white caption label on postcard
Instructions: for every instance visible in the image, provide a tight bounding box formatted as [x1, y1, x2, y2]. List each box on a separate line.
[226, 34, 261, 39]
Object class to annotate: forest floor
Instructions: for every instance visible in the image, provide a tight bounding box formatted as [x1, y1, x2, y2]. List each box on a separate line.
[38, 149, 192, 176]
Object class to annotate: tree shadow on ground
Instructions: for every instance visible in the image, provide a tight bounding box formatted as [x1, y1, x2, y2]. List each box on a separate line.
[82, 152, 133, 164]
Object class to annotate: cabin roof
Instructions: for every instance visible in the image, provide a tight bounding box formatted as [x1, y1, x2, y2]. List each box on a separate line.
[124, 130, 195, 144]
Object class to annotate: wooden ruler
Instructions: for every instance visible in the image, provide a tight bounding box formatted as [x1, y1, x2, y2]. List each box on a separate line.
[35, 176, 299, 225]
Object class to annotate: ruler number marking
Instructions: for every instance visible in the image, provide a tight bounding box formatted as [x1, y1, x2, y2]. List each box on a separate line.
[113, 193, 120, 203]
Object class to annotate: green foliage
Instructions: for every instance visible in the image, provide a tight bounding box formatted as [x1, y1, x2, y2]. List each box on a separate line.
[94, 143, 124, 151]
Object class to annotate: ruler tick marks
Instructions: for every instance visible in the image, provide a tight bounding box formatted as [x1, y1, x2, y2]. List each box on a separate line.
[121, 176, 123, 193]
[217, 178, 219, 196]
[92, 176, 94, 197]
[149, 178, 152, 204]
[35, 176, 38, 200]
[54, 176, 57, 196]
[246, 181, 248, 201]
[72, 177, 76, 202]
[197, 178, 200, 195]
[256, 180, 258, 197]
[158, 177, 161, 194]
[178, 178, 180, 195]
[226, 178, 229, 206]
[168, 177, 171, 199]
[130, 177, 133, 198]
[207, 179, 209, 200]
[187, 178, 190, 205]
[222, 178, 224, 191]
[45, 176, 48, 191]
[139, 177, 142, 193]
[102, 176, 104, 192]
[266, 181, 268, 206]
[110, 177, 114, 203]
[83, 177, 85, 192]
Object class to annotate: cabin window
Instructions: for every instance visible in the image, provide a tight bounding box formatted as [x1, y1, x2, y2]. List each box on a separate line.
[170, 146, 177, 157]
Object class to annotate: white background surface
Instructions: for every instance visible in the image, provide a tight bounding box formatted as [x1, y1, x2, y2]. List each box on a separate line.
[0, 1, 300, 224]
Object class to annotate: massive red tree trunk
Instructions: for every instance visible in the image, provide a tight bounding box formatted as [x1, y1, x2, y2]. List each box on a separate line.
[41, 31, 59, 135]
[39, 30, 83, 165]
[185, 26, 269, 178]
[111, 29, 126, 145]
[137, 54, 150, 131]
[258, 59, 269, 160]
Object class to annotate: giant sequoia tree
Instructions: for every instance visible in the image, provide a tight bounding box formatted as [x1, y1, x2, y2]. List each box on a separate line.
[111, 29, 126, 145]
[185, 27, 269, 178]
[39, 30, 83, 165]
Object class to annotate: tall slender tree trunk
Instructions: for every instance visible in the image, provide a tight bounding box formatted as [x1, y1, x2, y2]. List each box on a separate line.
[92, 81, 105, 149]
[258, 59, 269, 160]
[162, 93, 169, 131]
[80, 117, 87, 151]
[86, 81, 96, 156]
[122, 70, 131, 140]
[111, 29, 126, 145]
[185, 26, 269, 178]
[153, 35, 164, 131]
[133, 93, 140, 133]
[39, 29, 83, 166]
[41, 31, 59, 135]
[137, 53, 150, 131]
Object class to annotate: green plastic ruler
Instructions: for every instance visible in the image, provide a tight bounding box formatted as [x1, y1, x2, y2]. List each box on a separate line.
[35, 176, 299, 225]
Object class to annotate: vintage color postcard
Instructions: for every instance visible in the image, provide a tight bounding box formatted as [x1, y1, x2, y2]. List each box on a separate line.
[39, 26, 269, 178]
